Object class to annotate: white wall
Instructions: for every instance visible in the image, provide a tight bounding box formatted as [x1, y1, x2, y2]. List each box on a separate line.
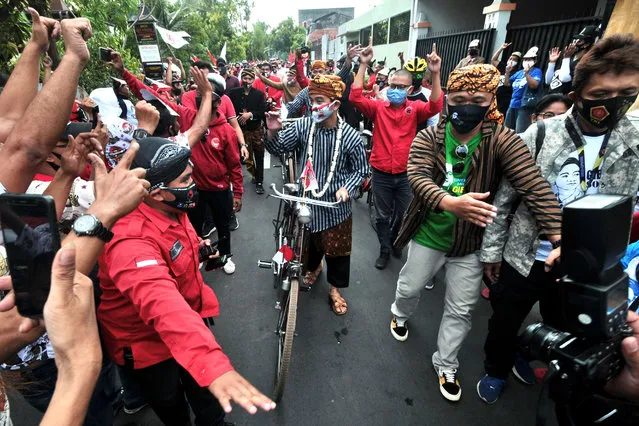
[337, 0, 412, 69]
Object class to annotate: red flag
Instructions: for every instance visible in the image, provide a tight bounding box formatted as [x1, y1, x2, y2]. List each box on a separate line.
[206, 48, 217, 66]
[272, 244, 294, 265]
[300, 158, 318, 192]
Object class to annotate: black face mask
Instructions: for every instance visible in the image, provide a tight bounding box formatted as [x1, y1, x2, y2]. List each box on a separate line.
[448, 103, 490, 134]
[160, 182, 199, 211]
[219, 66, 227, 75]
[576, 94, 638, 129]
[468, 48, 479, 57]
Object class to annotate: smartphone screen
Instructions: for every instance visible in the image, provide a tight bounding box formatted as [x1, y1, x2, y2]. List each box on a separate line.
[0, 194, 60, 318]
[99, 47, 111, 62]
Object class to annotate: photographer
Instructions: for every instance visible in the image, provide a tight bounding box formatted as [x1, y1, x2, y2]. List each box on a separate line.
[478, 34, 639, 404]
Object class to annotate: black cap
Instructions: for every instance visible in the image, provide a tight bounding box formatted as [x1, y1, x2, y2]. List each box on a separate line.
[132, 137, 191, 190]
[59, 121, 92, 142]
[217, 58, 227, 66]
[574, 25, 600, 42]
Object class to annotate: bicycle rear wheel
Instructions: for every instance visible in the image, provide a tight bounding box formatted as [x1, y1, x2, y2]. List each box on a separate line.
[273, 278, 299, 402]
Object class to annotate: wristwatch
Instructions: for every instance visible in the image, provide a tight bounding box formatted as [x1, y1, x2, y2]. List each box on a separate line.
[551, 239, 562, 249]
[73, 214, 114, 243]
[132, 129, 150, 140]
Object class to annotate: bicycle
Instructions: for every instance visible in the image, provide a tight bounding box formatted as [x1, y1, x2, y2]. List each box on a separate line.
[257, 183, 340, 402]
[275, 118, 302, 185]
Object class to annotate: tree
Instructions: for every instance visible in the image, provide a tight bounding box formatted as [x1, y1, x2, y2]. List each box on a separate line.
[268, 17, 305, 60]
[246, 21, 268, 61]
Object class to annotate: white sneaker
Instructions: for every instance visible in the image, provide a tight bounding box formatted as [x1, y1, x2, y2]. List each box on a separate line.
[424, 281, 434, 290]
[223, 259, 236, 275]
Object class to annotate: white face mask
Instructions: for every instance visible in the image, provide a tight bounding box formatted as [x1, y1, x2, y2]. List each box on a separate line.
[311, 101, 336, 123]
[523, 60, 535, 70]
[508, 60, 518, 68]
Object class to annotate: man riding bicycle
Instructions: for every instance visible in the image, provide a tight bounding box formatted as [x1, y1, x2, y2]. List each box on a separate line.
[264, 75, 369, 316]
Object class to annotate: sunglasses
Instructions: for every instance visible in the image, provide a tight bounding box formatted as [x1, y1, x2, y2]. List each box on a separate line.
[452, 144, 469, 174]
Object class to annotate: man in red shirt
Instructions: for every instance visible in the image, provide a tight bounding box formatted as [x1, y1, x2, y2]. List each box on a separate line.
[252, 62, 283, 109]
[98, 138, 275, 424]
[350, 41, 443, 269]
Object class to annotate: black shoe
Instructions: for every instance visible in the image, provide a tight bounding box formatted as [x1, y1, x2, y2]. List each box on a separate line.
[255, 183, 265, 194]
[375, 252, 390, 270]
[230, 214, 239, 231]
[392, 247, 402, 259]
[202, 223, 216, 239]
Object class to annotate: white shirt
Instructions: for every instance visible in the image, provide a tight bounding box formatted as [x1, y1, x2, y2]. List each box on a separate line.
[536, 133, 605, 260]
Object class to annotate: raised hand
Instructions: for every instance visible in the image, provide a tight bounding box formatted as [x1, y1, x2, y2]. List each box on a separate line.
[88, 142, 150, 224]
[208, 370, 275, 415]
[548, 47, 561, 63]
[564, 43, 576, 58]
[398, 51, 404, 60]
[359, 37, 374, 65]
[42, 54, 53, 68]
[61, 133, 102, 177]
[500, 42, 512, 51]
[265, 111, 282, 131]
[105, 49, 124, 74]
[191, 67, 212, 95]
[426, 43, 441, 74]
[347, 43, 363, 60]
[135, 101, 160, 135]
[60, 17, 93, 64]
[27, 7, 61, 53]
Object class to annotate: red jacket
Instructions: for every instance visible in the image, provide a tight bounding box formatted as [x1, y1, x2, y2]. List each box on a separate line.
[190, 112, 243, 198]
[97, 203, 234, 387]
[181, 90, 237, 122]
[253, 77, 283, 108]
[349, 86, 443, 174]
[121, 71, 243, 198]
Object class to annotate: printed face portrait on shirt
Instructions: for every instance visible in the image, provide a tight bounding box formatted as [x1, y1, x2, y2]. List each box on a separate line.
[553, 157, 583, 207]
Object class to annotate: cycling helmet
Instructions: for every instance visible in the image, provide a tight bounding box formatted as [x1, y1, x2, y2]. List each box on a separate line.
[404, 57, 427, 74]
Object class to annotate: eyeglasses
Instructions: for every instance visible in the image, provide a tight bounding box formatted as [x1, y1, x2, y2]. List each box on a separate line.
[536, 112, 556, 119]
[452, 144, 469, 174]
[389, 84, 410, 90]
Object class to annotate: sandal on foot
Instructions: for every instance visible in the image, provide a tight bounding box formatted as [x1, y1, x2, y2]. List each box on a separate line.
[303, 261, 323, 287]
[328, 291, 348, 316]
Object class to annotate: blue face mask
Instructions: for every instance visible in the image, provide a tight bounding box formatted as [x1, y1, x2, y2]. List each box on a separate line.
[387, 88, 407, 105]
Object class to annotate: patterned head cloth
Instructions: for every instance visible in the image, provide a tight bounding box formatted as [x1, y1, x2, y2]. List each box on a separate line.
[447, 64, 504, 124]
[311, 60, 327, 71]
[242, 67, 256, 79]
[309, 75, 346, 101]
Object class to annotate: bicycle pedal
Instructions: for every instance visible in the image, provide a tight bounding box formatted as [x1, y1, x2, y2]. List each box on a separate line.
[257, 260, 273, 269]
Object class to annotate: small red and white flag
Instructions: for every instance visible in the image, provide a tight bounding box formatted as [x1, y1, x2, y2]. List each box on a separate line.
[272, 245, 294, 266]
[300, 159, 318, 192]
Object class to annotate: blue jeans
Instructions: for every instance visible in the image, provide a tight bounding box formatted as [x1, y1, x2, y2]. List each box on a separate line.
[371, 168, 412, 253]
[505, 106, 534, 133]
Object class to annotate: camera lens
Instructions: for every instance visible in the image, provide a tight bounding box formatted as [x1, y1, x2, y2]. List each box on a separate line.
[520, 322, 572, 362]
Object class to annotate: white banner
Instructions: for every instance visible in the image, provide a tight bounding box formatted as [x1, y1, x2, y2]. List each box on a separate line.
[138, 44, 161, 63]
[156, 25, 190, 49]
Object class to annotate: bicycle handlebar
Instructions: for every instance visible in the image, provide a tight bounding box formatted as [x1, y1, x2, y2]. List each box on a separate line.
[269, 183, 341, 208]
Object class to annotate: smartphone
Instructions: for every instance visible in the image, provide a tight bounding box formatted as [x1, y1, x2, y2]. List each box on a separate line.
[0, 194, 61, 318]
[99, 47, 112, 62]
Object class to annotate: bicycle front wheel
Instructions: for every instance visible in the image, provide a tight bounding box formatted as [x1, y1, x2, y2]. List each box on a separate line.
[273, 278, 298, 402]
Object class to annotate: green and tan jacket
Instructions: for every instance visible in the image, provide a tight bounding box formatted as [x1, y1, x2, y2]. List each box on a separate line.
[394, 117, 562, 256]
[480, 108, 639, 277]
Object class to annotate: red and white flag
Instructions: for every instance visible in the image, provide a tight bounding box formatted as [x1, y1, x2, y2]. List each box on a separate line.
[272, 245, 294, 266]
[300, 158, 318, 192]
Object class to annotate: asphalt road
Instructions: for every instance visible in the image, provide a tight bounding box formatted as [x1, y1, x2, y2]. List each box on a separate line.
[8, 164, 553, 426]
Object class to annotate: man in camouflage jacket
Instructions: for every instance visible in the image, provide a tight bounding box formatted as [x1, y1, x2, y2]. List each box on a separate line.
[477, 33, 639, 406]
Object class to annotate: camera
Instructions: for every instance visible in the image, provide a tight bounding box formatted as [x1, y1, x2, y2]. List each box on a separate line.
[520, 194, 637, 425]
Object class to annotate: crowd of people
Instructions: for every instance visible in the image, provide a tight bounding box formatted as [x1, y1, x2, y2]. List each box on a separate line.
[0, 7, 638, 426]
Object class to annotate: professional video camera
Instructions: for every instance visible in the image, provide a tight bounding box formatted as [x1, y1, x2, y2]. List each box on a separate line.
[520, 194, 638, 425]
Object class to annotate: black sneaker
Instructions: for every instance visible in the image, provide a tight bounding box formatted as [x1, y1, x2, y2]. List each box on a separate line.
[202, 223, 216, 239]
[390, 316, 408, 341]
[375, 251, 390, 270]
[230, 213, 239, 231]
[255, 183, 265, 194]
[435, 367, 462, 402]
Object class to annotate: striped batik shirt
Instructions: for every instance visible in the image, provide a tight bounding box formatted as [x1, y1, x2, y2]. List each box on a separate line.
[264, 116, 369, 233]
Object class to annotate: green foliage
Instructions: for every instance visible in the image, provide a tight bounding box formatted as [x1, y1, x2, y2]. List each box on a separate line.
[0, 0, 305, 90]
